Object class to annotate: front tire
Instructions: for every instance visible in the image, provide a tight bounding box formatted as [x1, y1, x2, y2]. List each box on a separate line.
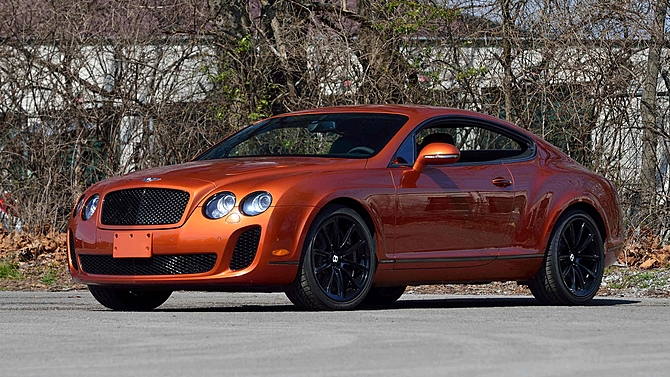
[88, 286, 172, 311]
[529, 209, 604, 305]
[286, 205, 376, 310]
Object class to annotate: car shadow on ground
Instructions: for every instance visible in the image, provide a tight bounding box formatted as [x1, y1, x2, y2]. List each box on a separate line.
[154, 296, 639, 313]
[385, 296, 639, 309]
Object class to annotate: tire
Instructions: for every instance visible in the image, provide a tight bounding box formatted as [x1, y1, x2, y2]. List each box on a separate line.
[529, 209, 605, 305]
[362, 286, 407, 306]
[88, 285, 172, 311]
[286, 205, 376, 310]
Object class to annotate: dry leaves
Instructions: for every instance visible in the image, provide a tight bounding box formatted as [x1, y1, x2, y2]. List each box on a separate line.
[620, 229, 670, 270]
[0, 232, 66, 261]
[0, 231, 83, 291]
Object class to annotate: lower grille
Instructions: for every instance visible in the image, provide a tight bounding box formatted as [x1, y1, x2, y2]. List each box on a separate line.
[80, 254, 217, 275]
[230, 227, 261, 271]
[68, 230, 78, 270]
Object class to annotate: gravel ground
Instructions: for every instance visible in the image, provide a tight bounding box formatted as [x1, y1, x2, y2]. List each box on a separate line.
[1, 264, 668, 299]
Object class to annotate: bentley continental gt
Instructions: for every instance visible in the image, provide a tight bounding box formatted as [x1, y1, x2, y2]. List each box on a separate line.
[68, 105, 624, 310]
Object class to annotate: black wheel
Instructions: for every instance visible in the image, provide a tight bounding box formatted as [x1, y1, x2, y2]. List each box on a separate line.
[88, 285, 172, 311]
[529, 209, 604, 305]
[286, 205, 376, 310]
[363, 286, 407, 306]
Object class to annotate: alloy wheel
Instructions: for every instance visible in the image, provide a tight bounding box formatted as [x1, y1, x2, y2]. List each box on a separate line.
[556, 216, 601, 297]
[310, 215, 372, 302]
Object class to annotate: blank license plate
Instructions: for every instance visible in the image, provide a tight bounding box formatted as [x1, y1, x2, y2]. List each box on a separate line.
[113, 232, 152, 258]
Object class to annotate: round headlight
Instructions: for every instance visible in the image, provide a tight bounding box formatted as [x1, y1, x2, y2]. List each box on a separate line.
[203, 192, 236, 219]
[72, 195, 85, 218]
[82, 194, 99, 221]
[241, 191, 272, 216]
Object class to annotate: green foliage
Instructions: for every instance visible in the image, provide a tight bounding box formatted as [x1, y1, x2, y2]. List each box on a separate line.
[377, 1, 459, 36]
[603, 267, 669, 290]
[207, 67, 246, 122]
[212, 69, 244, 103]
[623, 271, 667, 289]
[207, 34, 277, 124]
[0, 261, 22, 280]
[247, 82, 278, 122]
[248, 96, 269, 122]
[456, 67, 489, 81]
[235, 35, 252, 55]
[40, 266, 58, 285]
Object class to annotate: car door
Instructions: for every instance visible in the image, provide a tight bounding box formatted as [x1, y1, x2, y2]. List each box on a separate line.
[390, 119, 523, 269]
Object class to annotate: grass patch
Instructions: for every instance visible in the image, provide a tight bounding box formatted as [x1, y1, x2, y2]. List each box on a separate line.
[607, 281, 625, 289]
[623, 271, 668, 289]
[40, 267, 58, 285]
[603, 267, 669, 290]
[0, 260, 22, 280]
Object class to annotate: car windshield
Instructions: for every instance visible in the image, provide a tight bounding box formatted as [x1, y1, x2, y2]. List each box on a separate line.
[196, 113, 409, 160]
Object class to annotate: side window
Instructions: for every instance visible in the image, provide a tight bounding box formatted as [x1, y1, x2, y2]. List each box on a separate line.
[392, 136, 415, 165]
[417, 126, 521, 153]
[393, 121, 530, 165]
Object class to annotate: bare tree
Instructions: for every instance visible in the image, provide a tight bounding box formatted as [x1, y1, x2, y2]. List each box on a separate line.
[2, 0, 670, 244]
[640, 0, 669, 226]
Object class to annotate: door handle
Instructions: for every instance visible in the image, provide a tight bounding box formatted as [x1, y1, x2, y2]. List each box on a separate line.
[492, 177, 512, 188]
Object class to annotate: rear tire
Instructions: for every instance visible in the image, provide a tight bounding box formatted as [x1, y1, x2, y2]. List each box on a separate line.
[286, 205, 376, 310]
[88, 285, 172, 311]
[529, 209, 604, 305]
[362, 286, 407, 306]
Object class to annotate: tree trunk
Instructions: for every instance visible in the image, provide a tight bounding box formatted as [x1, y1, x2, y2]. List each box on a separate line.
[640, 0, 668, 214]
[208, 0, 250, 42]
[500, 0, 515, 123]
[261, 0, 297, 100]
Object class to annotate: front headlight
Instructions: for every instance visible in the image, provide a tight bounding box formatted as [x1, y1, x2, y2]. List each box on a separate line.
[82, 194, 99, 221]
[240, 191, 272, 216]
[203, 192, 236, 219]
[72, 195, 85, 218]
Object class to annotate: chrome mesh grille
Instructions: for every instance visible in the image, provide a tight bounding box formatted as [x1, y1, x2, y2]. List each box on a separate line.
[230, 227, 261, 271]
[101, 188, 190, 226]
[79, 254, 217, 275]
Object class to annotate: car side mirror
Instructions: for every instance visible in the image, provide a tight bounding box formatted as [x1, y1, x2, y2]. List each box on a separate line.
[413, 143, 461, 173]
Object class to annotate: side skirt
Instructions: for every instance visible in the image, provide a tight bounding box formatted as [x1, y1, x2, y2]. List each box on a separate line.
[374, 249, 544, 286]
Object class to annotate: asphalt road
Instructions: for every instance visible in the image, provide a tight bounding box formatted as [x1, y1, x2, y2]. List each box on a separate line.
[1, 291, 669, 377]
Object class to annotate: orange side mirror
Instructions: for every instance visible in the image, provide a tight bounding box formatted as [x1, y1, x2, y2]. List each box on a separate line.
[413, 143, 461, 173]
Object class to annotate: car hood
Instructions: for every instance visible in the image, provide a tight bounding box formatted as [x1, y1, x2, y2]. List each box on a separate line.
[92, 157, 366, 192]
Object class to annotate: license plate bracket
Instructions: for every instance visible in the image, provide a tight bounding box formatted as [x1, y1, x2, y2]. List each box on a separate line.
[113, 232, 152, 258]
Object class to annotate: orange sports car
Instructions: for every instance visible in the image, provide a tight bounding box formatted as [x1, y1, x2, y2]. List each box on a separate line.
[68, 105, 624, 310]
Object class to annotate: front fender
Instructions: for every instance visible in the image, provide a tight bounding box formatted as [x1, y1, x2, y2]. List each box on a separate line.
[280, 169, 396, 264]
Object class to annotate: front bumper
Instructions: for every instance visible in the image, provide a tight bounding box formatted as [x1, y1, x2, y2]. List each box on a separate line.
[68, 205, 313, 289]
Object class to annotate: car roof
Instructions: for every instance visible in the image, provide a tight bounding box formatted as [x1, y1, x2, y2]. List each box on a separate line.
[279, 104, 531, 135]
